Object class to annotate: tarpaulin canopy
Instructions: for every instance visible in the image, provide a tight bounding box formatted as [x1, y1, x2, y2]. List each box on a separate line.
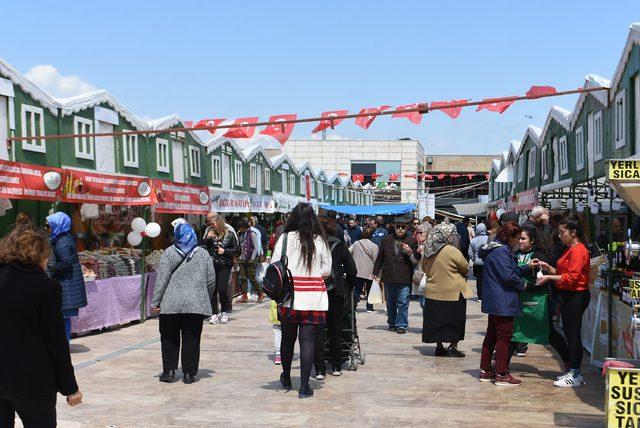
[320, 203, 415, 216]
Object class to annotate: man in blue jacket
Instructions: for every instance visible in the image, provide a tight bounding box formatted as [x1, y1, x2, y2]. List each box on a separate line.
[371, 218, 388, 247]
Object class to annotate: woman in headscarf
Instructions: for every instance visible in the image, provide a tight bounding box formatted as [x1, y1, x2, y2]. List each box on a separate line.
[421, 223, 471, 357]
[412, 222, 433, 309]
[151, 224, 216, 384]
[46, 212, 87, 342]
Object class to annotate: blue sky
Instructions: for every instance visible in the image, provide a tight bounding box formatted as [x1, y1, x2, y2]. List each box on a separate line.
[1, 1, 638, 155]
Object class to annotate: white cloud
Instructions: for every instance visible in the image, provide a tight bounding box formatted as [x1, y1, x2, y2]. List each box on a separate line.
[25, 64, 97, 98]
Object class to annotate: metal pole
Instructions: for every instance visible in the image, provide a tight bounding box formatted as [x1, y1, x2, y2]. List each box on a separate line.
[607, 188, 614, 358]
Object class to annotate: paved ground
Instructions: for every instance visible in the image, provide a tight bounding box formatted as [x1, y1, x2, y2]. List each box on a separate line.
[47, 290, 605, 427]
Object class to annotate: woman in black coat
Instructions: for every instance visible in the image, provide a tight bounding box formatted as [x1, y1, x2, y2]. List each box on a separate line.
[0, 230, 82, 427]
[315, 216, 357, 378]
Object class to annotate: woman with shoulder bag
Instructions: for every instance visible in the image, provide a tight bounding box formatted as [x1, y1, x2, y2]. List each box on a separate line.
[152, 224, 216, 385]
[271, 203, 332, 399]
[412, 222, 432, 309]
[350, 227, 379, 312]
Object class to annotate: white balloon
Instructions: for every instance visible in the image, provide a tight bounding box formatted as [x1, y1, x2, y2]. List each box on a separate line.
[145, 222, 161, 238]
[131, 217, 147, 233]
[127, 231, 143, 247]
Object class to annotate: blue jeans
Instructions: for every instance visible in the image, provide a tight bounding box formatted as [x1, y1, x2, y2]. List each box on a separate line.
[384, 283, 411, 329]
[64, 317, 72, 342]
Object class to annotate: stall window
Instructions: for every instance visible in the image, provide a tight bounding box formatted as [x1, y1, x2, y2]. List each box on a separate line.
[234, 160, 243, 186]
[21, 104, 45, 153]
[290, 175, 296, 194]
[300, 175, 305, 195]
[517, 159, 524, 183]
[189, 146, 201, 177]
[264, 167, 271, 191]
[311, 178, 315, 197]
[614, 90, 626, 149]
[249, 163, 257, 188]
[541, 146, 548, 179]
[528, 147, 536, 179]
[73, 116, 94, 160]
[594, 111, 604, 161]
[575, 126, 585, 170]
[156, 138, 169, 173]
[559, 136, 568, 175]
[122, 131, 139, 168]
[211, 155, 221, 184]
[332, 186, 336, 201]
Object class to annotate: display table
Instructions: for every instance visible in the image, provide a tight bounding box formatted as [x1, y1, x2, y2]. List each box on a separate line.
[71, 273, 157, 334]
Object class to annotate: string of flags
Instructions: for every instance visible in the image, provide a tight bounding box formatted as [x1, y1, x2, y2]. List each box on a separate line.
[348, 173, 490, 183]
[185, 85, 561, 146]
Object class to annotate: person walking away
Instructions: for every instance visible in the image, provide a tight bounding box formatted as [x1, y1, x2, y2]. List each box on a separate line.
[151, 224, 215, 384]
[251, 216, 269, 260]
[372, 216, 420, 334]
[237, 218, 264, 303]
[347, 218, 363, 244]
[271, 203, 331, 399]
[350, 228, 379, 312]
[0, 230, 83, 427]
[200, 213, 239, 325]
[537, 216, 591, 387]
[469, 223, 489, 301]
[509, 227, 551, 360]
[455, 217, 471, 261]
[45, 212, 87, 342]
[269, 300, 282, 365]
[421, 223, 471, 357]
[13, 212, 36, 232]
[371, 218, 388, 247]
[412, 222, 432, 309]
[478, 222, 532, 386]
[315, 217, 357, 378]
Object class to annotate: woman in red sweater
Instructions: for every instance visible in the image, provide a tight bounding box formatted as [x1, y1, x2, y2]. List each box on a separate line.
[537, 216, 590, 388]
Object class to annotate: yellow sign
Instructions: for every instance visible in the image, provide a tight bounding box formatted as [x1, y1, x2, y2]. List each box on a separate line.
[630, 280, 640, 299]
[609, 160, 640, 180]
[607, 367, 640, 427]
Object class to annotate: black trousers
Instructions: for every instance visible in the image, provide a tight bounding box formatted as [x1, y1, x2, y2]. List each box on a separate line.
[315, 291, 345, 371]
[560, 290, 590, 370]
[159, 313, 204, 375]
[211, 265, 232, 314]
[0, 394, 56, 428]
[354, 278, 373, 310]
[472, 265, 484, 300]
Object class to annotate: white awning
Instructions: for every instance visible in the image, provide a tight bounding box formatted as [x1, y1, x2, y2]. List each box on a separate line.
[453, 202, 490, 216]
[495, 166, 513, 183]
[539, 178, 573, 193]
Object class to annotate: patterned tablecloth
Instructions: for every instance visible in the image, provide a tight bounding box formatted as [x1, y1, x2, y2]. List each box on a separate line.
[71, 273, 157, 334]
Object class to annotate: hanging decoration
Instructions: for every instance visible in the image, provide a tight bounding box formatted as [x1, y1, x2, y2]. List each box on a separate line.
[127, 217, 162, 247]
[352, 174, 364, 183]
[404, 174, 417, 179]
[389, 173, 400, 181]
[194, 118, 225, 135]
[430, 99, 468, 119]
[355, 105, 391, 129]
[371, 173, 383, 180]
[526, 85, 557, 98]
[259, 114, 297, 145]
[476, 98, 515, 113]
[312, 110, 349, 133]
[222, 117, 259, 138]
[391, 103, 424, 125]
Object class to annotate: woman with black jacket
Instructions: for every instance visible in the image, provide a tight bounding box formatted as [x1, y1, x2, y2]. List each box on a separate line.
[200, 213, 239, 325]
[0, 230, 82, 427]
[315, 216, 357, 378]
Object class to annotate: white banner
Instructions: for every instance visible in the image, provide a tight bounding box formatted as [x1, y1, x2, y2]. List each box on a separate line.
[209, 188, 251, 213]
[249, 194, 276, 213]
[272, 192, 318, 214]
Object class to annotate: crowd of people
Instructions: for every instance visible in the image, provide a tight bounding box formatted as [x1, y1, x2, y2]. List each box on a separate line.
[0, 202, 597, 425]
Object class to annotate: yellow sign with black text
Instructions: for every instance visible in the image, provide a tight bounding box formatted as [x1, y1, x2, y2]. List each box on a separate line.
[607, 367, 640, 427]
[630, 280, 640, 299]
[609, 160, 640, 181]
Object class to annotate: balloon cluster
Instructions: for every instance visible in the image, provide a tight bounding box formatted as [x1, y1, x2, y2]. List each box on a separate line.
[127, 217, 161, 247]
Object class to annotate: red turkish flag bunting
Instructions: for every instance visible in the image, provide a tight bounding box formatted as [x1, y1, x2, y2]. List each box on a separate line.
[222, 117, 259, 139]
[352, 174, 364, 183]
[476, 98, 515, 114]
[259, 114, 297, 145]
[423, 174, 433, 180]
[389, 173, 400, 181]
[526, 85, 557, 98]
[430, 100, 468, 119]
[485, 174, 490, 179]
[338, 172, 349, 177]
[467, 174, 475, 180]
[195, 118, 226, 135]
[371, 173, 383, 180]
[436, 174, 446, 180]
[404, 174, 417, 179]
[312, 110, 349, 133]
[184, 121, 193, 128]
[355, 105, 391, 129]
[392, 103, 424, 125]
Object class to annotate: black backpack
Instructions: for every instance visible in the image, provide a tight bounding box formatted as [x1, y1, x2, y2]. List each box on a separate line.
[262, 233, 294, 306]
[323, 237, 341, 291]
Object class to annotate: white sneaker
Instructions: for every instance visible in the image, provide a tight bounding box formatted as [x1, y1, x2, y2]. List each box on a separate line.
[556, 372, 568, 380]
[315, 373, 325, 380]
[554, 373, 585, 387]
[208, 314, 220, 325]
[220, 312, 229, 324]
[331, 369, 343, 376]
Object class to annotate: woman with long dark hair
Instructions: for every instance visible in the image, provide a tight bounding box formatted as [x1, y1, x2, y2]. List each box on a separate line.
[271, 203, 331, 398]
[537, 215, 591, 387]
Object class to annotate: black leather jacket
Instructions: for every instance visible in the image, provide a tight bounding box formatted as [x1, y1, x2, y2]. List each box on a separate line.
[200, 228, 239, 267]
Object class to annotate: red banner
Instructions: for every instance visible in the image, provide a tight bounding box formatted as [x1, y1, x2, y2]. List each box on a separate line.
[392, 103, 424, 125]
[431, 99, 468, 119]
[153, 180, 210, 214]
[355, 105, 390, 129]
[312, 110, 349, 133]
[194, 118, 226, 135]
[526, 85, 557, 98]
[0, 159, 63, 201]
[389, 173, 400, 181]
[476, 98, 515, 113]
[62, 169, 154, 206]
[305, 175, 311, 201]
[222, 117, 259, 139]
[352, 174, 364, 183]
[259, 114, 297, 145]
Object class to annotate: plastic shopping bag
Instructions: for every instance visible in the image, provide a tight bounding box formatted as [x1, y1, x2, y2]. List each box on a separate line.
[418, 275, 427, 295]
[368, 280, 383, 305]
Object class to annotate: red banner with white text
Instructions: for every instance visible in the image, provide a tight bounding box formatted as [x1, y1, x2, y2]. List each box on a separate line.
[61, 169, 155, 205]
[0, 159, 63, 201]
[153, 180, 210, 214]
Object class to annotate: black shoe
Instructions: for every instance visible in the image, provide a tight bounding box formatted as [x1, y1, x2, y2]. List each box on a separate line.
[388, 325, 396, 331]
[280, 373, 292, 390]
[435, 347, 449, 357]
[448, 346, 466, 358]
[159, 370, 175, 383]
[298, 385, 314, 399]
[182, 373, 196, 384]
[396, 327, 407, 334]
